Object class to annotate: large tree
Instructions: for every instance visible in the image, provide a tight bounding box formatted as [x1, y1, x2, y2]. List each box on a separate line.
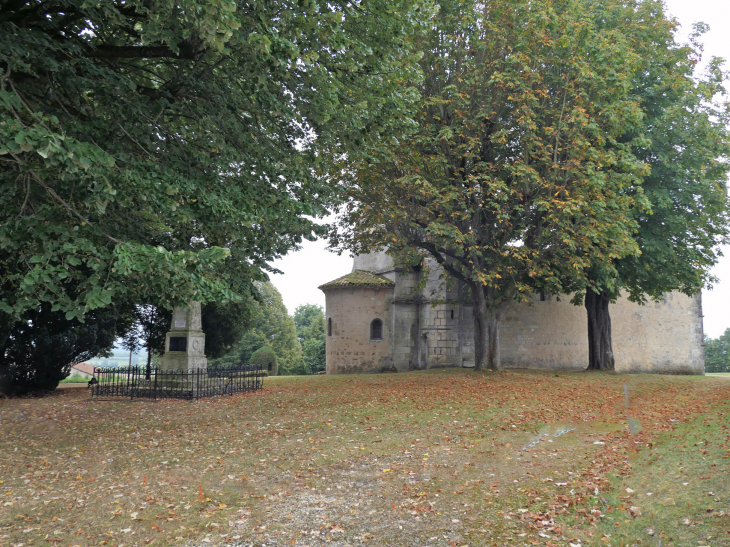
[336, 0, 650, 370]
[577, 10, 730, 371]
[0, 0, 432, 323]
[294, 304, 324, 341]
[251, 282, 302, 375]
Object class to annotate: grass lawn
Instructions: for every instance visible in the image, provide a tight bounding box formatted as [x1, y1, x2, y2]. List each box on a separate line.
[60, 375, 91, 384]
[1, 369, 729, 547]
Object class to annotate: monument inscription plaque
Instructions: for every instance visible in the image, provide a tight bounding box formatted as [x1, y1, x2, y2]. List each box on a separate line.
[169, 336, 187, 352]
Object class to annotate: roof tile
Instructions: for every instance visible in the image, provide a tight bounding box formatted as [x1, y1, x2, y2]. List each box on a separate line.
[319, 269, 394, 290]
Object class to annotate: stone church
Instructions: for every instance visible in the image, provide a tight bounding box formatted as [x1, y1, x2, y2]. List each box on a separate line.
[319, 251, 705, 375]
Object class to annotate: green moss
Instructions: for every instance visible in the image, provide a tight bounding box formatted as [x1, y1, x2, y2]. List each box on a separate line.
[318, 269, 395, 289]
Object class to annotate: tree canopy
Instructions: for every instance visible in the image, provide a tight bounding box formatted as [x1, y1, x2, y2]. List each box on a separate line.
[294, 304, 324, 341]
[0, 0, 432, 322]
[336, 0, 654, 370]
[251, 282, 302, 375]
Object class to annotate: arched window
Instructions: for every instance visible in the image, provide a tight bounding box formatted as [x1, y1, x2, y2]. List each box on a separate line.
[327, 317, 332, 336]
[370, 319, 383, 341]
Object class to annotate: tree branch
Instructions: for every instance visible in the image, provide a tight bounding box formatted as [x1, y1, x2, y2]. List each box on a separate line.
[29, 170, 124, 245]
[86, 45, 187, 59]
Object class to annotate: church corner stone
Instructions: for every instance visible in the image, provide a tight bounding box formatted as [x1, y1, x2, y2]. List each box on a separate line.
[160, 301, 208, 373]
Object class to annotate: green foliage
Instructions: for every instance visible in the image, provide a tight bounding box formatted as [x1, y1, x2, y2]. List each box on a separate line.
[552, 7, 730, 309]
[252, 282, 302, 375]
[250, 346, 278, 377]
[610, 15, 730, 303]
[0, 0, 433, 321]
[294, 304, 324, 341]
[337, 0, 654, 370]
[0, 305, 120, 395]
[301, 313, 327, 374]
[208, 330, 267, 368]
[705, 330, 730, 373]
[294, 304, 326, 373]
[207, 282, 303, 374]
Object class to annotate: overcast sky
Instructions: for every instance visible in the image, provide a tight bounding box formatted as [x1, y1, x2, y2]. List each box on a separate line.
[270, 0, 730, 339]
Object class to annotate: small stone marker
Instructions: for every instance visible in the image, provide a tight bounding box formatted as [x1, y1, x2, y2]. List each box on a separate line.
[160, 301, 207, 373]
[624, 383, 635, 435]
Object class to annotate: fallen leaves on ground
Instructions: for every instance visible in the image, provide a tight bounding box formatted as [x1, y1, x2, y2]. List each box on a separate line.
[0, 370, 728, 546]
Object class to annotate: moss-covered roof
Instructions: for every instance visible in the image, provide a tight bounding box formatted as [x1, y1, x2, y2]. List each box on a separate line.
[318, 269, 395, 290]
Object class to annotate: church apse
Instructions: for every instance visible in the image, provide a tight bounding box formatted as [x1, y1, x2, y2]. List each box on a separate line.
[319, 270, 395, 374]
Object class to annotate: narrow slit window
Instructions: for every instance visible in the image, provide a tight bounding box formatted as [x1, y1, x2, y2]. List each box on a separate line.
[327, 317, 332, 336]
[370, 319, 383, 340]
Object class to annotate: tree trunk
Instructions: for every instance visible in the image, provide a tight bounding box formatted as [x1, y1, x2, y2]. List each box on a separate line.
[472, 288, 501, 371]
[585, 288, 615, 371]
[145, 337, 153, 380]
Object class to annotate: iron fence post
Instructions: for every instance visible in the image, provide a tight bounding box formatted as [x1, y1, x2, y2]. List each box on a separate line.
[153, 367, 158, 400]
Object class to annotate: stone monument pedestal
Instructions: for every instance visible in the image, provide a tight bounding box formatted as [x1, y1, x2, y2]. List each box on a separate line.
[160, 302, 207, 373]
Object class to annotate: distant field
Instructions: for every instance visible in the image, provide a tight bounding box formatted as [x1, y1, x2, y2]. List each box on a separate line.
[86, 349, 148, 369]
[1, 370, 728, 546]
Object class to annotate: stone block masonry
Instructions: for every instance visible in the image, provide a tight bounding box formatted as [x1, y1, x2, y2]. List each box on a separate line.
[321, 251, 704, 375]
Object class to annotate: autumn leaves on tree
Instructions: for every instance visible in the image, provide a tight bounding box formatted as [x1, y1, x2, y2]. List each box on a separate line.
[336, 0, 730, 371]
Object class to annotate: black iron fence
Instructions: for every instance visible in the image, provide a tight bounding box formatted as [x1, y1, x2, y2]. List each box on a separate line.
[90, 365, 264, 400]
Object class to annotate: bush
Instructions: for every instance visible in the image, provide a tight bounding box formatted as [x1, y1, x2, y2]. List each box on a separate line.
[250, 346, 278, 376]
[0, 305, 119, 396]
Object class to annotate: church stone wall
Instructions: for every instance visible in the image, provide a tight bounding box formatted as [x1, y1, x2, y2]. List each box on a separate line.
[499, 295, 591, 370]
[611, 293, 704, 374]
[323, 252, 705, 375]
[498, 293, 704, 374]
[352, 251, 394, 273]
[324, 286, 393, 374]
